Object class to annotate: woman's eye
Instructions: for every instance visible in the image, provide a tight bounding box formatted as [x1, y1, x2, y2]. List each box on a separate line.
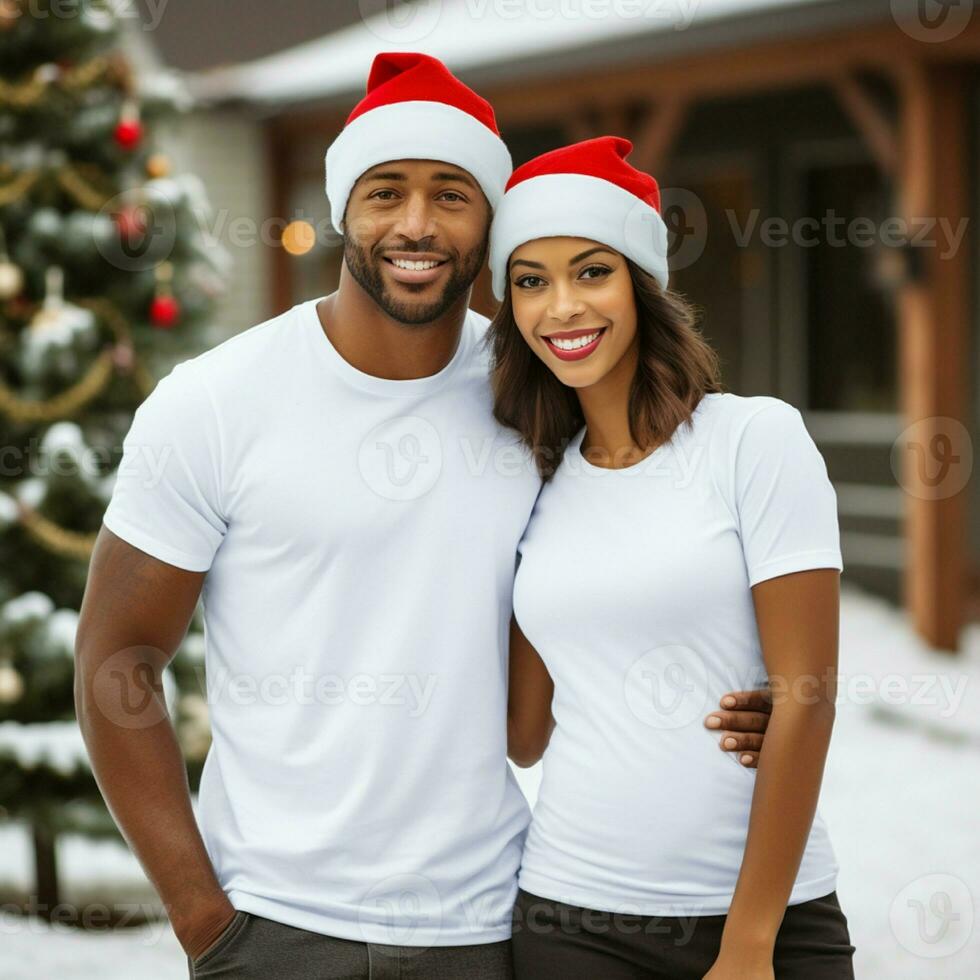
[514, 275, 544, 289]
[580, 264, 611, 279]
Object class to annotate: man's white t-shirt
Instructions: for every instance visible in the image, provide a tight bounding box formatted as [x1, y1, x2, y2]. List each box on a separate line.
[102, 297, 544, 946]
[512, 391, 844, 916]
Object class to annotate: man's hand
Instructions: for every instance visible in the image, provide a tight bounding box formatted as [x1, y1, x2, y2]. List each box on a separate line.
[704, 688, 772, 768]
[171, 893, 238, 961]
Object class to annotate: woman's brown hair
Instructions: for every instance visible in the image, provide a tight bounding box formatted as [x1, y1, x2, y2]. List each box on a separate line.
[485, 258, 725, 481]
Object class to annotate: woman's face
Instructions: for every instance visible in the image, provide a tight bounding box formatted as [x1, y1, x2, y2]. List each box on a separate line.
[507, 237, 638, 389]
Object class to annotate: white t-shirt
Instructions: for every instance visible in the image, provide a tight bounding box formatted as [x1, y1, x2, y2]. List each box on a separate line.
[102, 297, 543, 946]
[512, 392, 843, 916]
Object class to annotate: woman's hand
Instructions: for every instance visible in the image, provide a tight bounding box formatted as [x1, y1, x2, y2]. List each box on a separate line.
[702, 950, 775, 980]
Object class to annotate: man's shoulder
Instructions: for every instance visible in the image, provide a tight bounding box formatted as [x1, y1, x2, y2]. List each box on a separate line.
[184, 300, 310, 381]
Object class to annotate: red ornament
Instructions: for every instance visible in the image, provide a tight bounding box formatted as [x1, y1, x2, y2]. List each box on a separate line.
[114, 204, 147, 239]
[149, 294, 180, 329]
[114, 117, 143, 150]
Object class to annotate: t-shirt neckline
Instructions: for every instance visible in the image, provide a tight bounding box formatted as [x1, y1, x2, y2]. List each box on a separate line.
[570, 393, 720, 476]
[304, 295, 474, 397]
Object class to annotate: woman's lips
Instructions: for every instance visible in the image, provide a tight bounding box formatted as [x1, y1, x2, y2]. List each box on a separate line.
[543, 327, 607, 362]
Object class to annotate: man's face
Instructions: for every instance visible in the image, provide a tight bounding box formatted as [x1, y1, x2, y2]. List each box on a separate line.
[341, 160, 492, 325]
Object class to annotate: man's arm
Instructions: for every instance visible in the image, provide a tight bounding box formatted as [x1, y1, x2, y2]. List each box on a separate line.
[506, 615, 555, 768]
[74, 526, 235, 960]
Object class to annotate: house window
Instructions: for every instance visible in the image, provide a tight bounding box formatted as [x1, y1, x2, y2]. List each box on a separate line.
[803, 161, 897, 412]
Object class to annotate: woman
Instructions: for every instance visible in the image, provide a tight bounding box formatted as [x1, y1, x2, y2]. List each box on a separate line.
[486, 137, 856, 979]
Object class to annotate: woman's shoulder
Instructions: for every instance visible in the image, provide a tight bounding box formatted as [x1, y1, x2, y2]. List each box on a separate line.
[697, 391, 806, 443]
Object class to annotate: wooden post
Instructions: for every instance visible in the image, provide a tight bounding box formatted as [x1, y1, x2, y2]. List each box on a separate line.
[894, 62, 970, 652]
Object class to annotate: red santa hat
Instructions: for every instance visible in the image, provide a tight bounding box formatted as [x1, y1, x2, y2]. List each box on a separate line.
[325, 52, 512, 234]
[489, 136, 670, 300]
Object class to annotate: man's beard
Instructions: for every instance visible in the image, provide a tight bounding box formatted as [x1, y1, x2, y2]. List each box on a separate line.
[343, 235, 488, 326]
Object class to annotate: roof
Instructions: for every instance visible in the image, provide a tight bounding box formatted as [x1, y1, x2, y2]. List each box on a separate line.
[185, 0, 893, 111]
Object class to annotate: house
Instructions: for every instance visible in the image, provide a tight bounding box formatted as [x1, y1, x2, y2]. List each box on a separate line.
[145, 0, 980, 652]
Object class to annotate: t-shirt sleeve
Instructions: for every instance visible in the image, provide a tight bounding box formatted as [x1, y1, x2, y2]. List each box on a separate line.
[102, 359, 227, 572]
[732, 400, 843, 587]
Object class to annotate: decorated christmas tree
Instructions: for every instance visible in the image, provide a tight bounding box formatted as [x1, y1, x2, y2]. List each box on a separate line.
[0, 0, 227, 917]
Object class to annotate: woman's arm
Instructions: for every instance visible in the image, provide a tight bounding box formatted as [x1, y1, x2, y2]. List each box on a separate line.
[506, 614, 555, 768]
[705, 567, 840, 978]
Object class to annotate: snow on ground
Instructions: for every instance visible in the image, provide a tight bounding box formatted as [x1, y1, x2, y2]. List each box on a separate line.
[0, 585, 976, 978]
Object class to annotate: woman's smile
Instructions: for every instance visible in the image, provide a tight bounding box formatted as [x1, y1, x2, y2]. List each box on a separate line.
[542, 326, 608, 361]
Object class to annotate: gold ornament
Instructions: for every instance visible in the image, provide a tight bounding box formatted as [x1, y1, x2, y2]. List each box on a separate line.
[146, 153, 171, 179]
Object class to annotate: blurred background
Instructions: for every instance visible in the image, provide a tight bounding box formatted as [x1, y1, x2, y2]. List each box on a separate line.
[0, 0, 977, 976]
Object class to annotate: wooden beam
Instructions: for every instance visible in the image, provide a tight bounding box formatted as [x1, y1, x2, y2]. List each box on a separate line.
[893, 61, 971, 653]
[829, 70, 898, 177]
[482, 16, 980, 129]
[629, 96, 689, 176]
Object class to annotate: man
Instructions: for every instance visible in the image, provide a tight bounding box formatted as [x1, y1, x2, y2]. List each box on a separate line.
[75, 52, 771, 979]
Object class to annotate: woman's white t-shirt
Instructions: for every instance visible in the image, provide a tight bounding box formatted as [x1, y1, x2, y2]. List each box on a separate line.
[512, 391, 843, 916]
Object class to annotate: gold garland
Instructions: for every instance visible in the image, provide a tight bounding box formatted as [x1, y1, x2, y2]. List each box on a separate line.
[4, 294, 162, 560]
[0, 56, 115, 110]
[56, 164, 115, 211]
[0, 349, 114, 423]
[0, 168, 39, 206]
[0, 296, 156, 423]
[17, 500, 98, 561]
[0, 163, 116, 211]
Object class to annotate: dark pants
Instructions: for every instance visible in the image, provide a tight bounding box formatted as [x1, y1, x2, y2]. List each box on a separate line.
[187, 910, 514, 979]
[510, 888, 856, 979]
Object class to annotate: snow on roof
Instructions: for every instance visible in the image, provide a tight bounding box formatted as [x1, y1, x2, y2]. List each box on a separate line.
[186, 0, 881, 108]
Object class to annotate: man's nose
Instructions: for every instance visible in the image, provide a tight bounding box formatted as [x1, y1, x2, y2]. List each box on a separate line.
[391, 192, 438, 243]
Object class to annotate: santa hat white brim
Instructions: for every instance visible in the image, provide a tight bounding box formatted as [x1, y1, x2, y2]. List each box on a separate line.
[325, 100, 512, 234]
[489, 173, 670, 300]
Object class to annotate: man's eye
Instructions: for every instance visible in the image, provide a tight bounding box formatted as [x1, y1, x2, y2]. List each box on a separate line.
[371, 190, 397, 200]
[440, 191, 465, 202]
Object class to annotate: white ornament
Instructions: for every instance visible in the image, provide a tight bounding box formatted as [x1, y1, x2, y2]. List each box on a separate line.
[0, 260, 23, 299]
[0, 664, 24, 704]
